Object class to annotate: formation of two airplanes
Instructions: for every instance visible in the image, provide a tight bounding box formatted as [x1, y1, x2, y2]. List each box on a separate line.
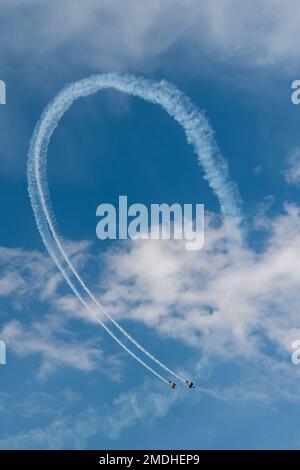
[169, 380, 195, 390]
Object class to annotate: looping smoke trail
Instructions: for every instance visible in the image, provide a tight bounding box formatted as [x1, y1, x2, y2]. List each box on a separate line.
[27, 73, 241, 385]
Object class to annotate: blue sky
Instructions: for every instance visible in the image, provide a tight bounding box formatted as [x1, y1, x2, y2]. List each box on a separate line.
[1, 0, 300, 450]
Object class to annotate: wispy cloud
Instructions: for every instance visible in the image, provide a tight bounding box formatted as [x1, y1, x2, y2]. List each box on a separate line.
[0, 408, 97, 450]
[1, 354, 299, 449]
[1, 319, 102, 379]
[1, 0, 300, 74]
[0, 380, 182, 449]
[101, 382, 181, 439]
[0, 242, 122, 380]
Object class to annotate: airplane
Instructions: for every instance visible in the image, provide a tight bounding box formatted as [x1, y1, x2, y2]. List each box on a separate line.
[169, 381, 177, 389]
[186, 381, 195, 389]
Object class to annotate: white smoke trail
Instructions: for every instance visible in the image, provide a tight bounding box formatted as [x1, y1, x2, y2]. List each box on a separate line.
[28, 157, 170, 385]
[27, 73, 241, 385]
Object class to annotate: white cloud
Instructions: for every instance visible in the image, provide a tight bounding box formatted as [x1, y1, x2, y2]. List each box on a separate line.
[0, 272, 25, 297]
[1, 319, 102, 379]
[0, 0, 300, 74]
[0, 242, 122, 380]
[100, 204, 300, 369]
